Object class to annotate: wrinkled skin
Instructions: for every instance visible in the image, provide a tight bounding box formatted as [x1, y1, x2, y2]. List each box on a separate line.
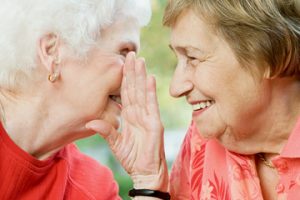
[86, 52, 169, 191]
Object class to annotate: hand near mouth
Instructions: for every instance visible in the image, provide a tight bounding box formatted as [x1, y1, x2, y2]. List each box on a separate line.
[85, 52, 169, 192]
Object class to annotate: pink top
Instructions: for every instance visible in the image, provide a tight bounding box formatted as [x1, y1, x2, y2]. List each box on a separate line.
[170, 119, 300, 200]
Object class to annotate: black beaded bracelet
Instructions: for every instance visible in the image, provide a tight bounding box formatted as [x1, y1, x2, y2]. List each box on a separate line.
[128, 189, 171, 200]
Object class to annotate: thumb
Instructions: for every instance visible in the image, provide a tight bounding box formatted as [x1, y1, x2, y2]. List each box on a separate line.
[85, 120, 120, 147]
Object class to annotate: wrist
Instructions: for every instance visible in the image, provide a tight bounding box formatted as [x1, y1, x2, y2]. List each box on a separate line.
[131, 160, 169, 192]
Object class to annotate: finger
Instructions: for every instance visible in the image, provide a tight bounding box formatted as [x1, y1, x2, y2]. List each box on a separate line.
[121, 78, 140, 125]
[146, 75, 160, 118]
[135, 58, 147, 108]
[121, 72, 130, 108]
[85, 120, 120, 148]
[135, 58, 148, 123]
[124, 52, 136, 104]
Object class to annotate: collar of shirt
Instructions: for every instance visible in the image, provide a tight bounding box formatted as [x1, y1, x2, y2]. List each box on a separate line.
[280, 116, 300, 158]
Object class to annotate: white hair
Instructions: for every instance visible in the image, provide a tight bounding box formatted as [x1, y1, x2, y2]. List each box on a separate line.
[0, 0, 151, 89]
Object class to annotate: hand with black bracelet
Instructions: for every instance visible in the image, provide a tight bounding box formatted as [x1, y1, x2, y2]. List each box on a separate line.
[86, 52, 170, 199]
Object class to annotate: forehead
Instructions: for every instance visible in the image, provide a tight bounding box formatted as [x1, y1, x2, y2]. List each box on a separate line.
[170, 9, 217, 49]
[99, 18, 141, 49]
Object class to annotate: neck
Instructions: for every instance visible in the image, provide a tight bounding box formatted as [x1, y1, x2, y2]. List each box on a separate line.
[259, 77, 300, 153]
[231, 77, 300, 154]
[0, 87, 93, 160]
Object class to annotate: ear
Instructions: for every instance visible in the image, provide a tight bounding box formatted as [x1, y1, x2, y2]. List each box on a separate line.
[37, 33, 61, 74]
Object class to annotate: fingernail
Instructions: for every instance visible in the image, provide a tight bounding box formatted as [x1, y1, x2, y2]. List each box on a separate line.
[85, 124, 91, 129]
[85, 123, 94, 130]
[129, 51, 135, 59]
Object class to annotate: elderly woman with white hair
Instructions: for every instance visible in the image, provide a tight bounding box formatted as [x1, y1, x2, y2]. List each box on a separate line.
[0, 0, 170, 199]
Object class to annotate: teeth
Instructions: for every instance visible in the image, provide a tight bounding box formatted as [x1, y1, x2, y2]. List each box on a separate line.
[192, 104, 201, 110]
[199, 102, 206, 109]
[206, 101, 211, 107]
[192, 100, 213, 111]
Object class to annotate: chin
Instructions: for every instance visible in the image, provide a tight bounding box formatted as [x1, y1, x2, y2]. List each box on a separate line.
[194, 114, 226, 139]
[196, 123, 224, 140]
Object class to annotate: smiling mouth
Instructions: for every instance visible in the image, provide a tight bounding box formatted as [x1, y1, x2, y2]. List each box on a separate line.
[192, 100, 214, 111]
[109, 95, 122, 105]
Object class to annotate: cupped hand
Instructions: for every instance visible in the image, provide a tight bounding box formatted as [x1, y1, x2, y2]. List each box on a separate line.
[85, 52, 168, 191]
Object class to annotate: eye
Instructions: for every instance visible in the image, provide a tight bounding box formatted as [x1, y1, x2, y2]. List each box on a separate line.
[119, 42, 137, 57]
[187, 56, 196, 61]
[120, 47, 131, 57]
[187, 56, 200, 67]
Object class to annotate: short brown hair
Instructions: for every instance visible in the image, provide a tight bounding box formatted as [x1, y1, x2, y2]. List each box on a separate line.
[163, 0, 300, 78]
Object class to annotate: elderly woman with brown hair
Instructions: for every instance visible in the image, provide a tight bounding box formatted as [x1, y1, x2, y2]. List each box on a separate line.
[0, 0, 172, 199]
[163, 0, 300, 199]
[98, 0, 300, 200]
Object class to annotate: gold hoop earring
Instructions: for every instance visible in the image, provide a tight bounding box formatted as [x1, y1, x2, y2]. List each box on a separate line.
[48, 72, 59, 83]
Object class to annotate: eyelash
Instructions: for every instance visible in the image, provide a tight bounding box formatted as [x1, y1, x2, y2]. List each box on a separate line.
[187, 56, 200, 66]
[120, 48, 130, 57]
[187, 56, 196, 61]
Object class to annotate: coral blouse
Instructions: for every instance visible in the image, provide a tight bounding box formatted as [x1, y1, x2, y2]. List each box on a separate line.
[170, 119, 300, 200]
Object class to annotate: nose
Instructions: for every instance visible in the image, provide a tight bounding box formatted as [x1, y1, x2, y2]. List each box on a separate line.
[169, 62, 193, 98]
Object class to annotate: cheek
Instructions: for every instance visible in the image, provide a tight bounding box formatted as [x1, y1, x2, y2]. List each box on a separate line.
[80, 92, 108, 115]
[110, 56, 125, 68]
[193, 80, 247, 136]
[216, 82, 270, 134]
[95, 54, 124, 74]
[213, 91, 249, 129]
[109, 59, 124, 80]
[193, 68, 228, 96]
[96, 60, 124, 88]
[195, 108, 227, 139]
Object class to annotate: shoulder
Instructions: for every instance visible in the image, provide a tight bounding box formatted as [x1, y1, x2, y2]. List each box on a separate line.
[61, 144, 120, 200]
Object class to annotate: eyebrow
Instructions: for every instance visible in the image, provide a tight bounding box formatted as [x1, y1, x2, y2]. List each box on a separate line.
[168, 44, 205, 55]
